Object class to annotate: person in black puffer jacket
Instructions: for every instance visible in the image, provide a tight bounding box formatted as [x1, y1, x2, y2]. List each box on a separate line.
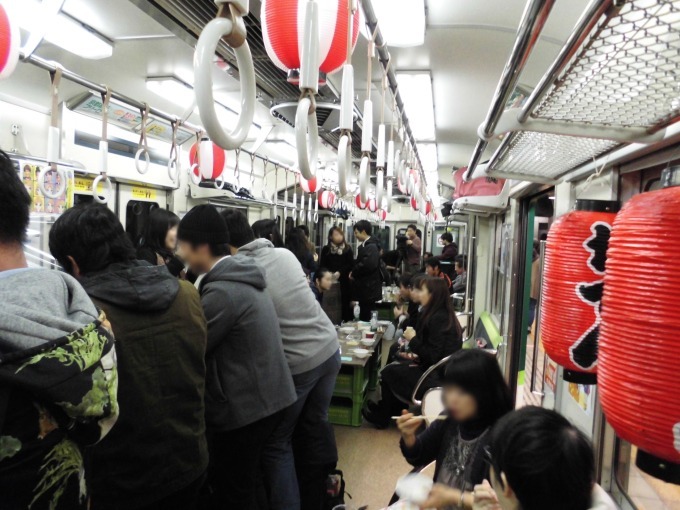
[350, 220, 383, 321]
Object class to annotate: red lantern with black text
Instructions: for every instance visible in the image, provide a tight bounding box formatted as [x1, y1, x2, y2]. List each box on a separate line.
[377, 209, 387, 221]
[540, 200, 619, 384]
[599, 168, 680, 484]
[318, 189, 336, 209]
[0, 3, 19, 80]
[299, 175, 319, 193]
[261, 0, 360, 84]
[189, 139, 226, 180]
[355, 194, 367, 210]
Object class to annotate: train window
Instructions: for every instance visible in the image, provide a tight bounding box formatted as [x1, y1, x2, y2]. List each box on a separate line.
[125, 200, 159, 246]
[490, 216, 511, 323]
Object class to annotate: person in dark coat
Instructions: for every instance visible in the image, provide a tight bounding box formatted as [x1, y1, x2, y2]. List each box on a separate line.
[350, 220, 383, 321]
[396, 350, 513, 510]
[49, 204, 208, 510]
[177, 205, 297, 510]
[438, 232, 458, 262]
[286, 227, 317, 277]
[363, 277, 463, 428]
[136, 208, 186, 278]
[319, 226, 354, 322]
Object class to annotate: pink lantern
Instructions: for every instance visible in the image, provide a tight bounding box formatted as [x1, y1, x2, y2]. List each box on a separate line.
[377, 209, 387, 221]
[262, 0, 361, 84]
[355, 194, 367, 210]
[189, 139, 226, 180]
[410, 194, 420, 212]
[0, 4, 19, 80]
[299, 175, 319, 193]
[318, 189, 336, 209]
[367, 197, 377, 212]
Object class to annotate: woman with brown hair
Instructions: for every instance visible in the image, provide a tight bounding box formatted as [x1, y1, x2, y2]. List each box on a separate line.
[319, 226, 354, 322]
[363, 277, 463, 428]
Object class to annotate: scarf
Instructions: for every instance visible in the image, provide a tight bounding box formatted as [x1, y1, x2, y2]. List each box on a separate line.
[329, 242, 347, 255]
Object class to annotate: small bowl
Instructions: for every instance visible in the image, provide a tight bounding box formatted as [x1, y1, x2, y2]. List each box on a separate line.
[360, 338, 374, 347]
[353, 348, 370, 359]
[339, 327, 354, 335]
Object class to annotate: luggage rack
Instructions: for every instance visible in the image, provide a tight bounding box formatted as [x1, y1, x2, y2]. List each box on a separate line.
[466, 0, 680, 184]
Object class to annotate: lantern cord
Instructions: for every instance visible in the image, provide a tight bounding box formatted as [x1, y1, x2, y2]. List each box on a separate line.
[576, 153, 611, 202]
[346, 0, 355, 65]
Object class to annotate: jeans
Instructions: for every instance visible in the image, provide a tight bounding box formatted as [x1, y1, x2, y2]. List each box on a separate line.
[528, 298, 537, 332]
[262, 351, 341, 510]
[205, 412, 283, 510]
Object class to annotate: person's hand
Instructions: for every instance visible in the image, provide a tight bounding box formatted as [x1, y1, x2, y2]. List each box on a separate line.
[396, 410, 422, 448]
[407, 239, 413, 246]
[398, 351, 416, 361]
[472, 480, 501, 510]
[419, 484, 459, 510]
[403, 327, 416, 341]
[333, 271, 341, 280]
[393, 305, 404, 317]
[349, 272, 354, 281]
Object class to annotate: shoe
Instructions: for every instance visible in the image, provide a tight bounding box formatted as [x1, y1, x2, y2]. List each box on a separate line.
[236, 187, 255, 200]
[362, 406, 389, 429]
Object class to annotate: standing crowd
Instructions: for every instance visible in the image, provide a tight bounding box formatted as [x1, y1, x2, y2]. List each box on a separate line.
[0, 148, 618, 510]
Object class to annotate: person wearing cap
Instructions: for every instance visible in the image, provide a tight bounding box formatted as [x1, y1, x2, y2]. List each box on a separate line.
[177, 205, 296, 510]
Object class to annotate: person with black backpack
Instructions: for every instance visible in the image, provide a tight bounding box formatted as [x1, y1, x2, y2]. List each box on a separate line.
[350, 220, 383, 322]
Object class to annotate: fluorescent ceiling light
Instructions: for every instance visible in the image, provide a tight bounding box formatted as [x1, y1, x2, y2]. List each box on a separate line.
[397, 73, 436, 141]
[9, 0, 113, 59]
[147, 77, 195, 108]
[417, 143, 438, 174]
[361, 0, 425, 48]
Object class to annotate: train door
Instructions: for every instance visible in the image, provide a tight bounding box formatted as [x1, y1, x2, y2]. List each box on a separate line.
[117, 183, 167, 246]
[508, 192, 554, 408]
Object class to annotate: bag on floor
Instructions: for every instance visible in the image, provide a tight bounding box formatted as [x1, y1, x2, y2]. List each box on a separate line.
[324, 469, 346, 510]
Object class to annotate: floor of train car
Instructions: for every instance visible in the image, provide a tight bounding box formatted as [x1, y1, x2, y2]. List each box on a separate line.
[335, 423, 437, 509]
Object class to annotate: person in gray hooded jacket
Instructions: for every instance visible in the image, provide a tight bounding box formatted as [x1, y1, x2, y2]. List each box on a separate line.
[178, 205, 296, 510]
[0, 151, 118, 510]
[223, 211, 341, 510]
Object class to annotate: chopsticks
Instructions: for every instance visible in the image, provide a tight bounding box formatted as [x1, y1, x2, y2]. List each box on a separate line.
[391, 415, 447, 421]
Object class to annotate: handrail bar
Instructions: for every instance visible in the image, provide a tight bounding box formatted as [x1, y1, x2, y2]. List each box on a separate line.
[464, 0, 556, 181]
[19, 52, 295, 173]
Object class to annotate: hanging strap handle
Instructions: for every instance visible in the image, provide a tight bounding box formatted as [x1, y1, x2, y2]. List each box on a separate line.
[39, 67, 67, 199]
[168, 119, 180, 184]
[135, 103, 151, 175]
[93, 88, 114, 204]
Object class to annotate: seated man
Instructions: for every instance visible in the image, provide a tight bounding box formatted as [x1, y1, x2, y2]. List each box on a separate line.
[421, 407, 618, 510]
[425, 258, 452, 291]
[452, 254, 468, 294]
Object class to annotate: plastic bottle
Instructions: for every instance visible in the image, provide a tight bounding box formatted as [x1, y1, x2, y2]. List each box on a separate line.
[370, 311, 378, 331]
[353, 303, 361, 321]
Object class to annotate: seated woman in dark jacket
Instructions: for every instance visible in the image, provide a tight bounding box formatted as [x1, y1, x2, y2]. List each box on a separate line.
[286, 227, 317, 277]
[396, 349, 513, 509]
[363, 277, 463, 428]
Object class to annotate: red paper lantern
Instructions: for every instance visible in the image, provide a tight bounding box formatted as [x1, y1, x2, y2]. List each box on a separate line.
[540, 200, 619, 383]
[299, 175, 319, 193]
[355, 194, 367, 210]
[397, 176, 408, 195]
[189, 139, 226, 180]
[425, 201, 433, 216]
[262, 0, 360, 83]
[367, 197, 377, 212]
[0, 3, 19, 80]
[377, 209, 387, 221]
[599, 170, 680, 483]
[318, 189, 336, 209]
[410, 194, 419, 212]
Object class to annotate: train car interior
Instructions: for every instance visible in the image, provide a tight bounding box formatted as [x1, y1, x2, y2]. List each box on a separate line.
[0, 0, 679, 509]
